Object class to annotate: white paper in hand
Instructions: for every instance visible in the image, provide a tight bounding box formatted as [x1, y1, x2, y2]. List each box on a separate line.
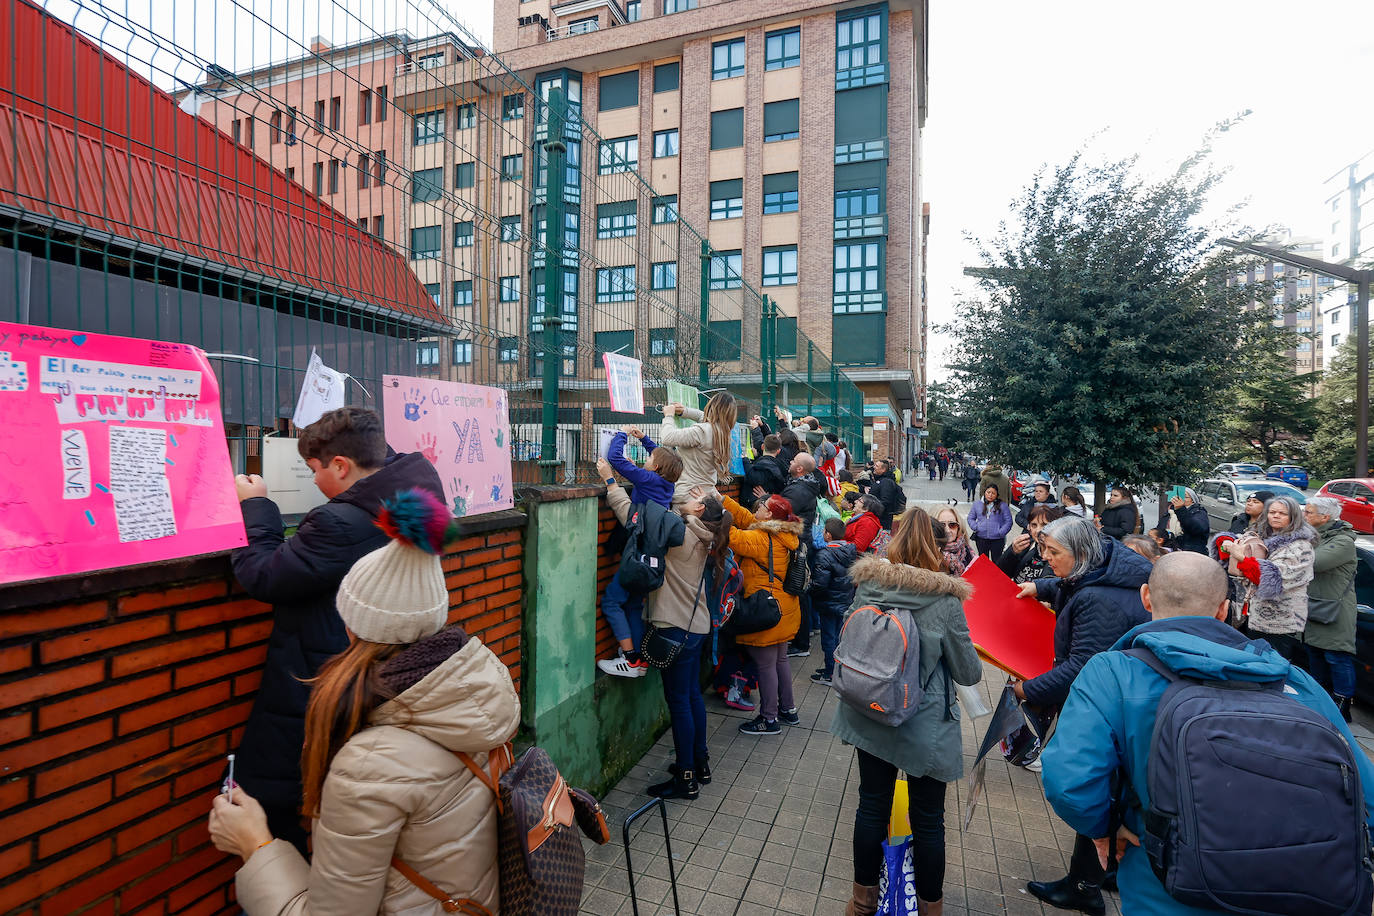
[292, 349, 345, 428]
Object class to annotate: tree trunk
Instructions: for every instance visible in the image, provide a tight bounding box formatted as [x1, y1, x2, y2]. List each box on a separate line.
[1094, 480, 1108, 518]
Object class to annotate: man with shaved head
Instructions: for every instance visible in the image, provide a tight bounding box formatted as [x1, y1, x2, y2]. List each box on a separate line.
[1035, 551, 1374, 915]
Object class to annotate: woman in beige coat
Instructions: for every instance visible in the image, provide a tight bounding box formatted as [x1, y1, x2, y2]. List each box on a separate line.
[657, 391, 738, 501]
[209, 489, 520, 915]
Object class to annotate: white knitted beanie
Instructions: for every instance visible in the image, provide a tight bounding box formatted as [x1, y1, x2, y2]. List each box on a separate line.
[335, 488, 457, 645]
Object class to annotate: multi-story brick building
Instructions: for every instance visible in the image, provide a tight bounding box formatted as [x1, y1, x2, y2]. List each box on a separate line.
[1231, 234, 1334, 386]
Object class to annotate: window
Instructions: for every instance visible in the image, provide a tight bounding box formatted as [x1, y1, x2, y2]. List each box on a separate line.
[709, 250, 742, 290]
[835, 85, 887, 162]
[653, 62, 680, 92]
[533, 209, 581, 263]
[763, 99, 799, 141]
[775, 316, 798, 357]
[1297, 341, 1312, 352]
[836, 6, 887, 88]
[653, 129, 679, 158]
[595, 330, 634, 359]
[763, 172, 799, 214]
[499, 276, 521, 302]
[600, 71, 639, 111]
[417, 341, 440, 367]
[568, 15, 599, 34]
[314, 100, 326, 132]
[359, 89, 372, 125]
[501, 154, 524, 182]
[454, 221, 474, 247]
[410, 225, 441, 260]
[596, 266, 637, 302]
[652, 261, 677, 290]
[330, 96, 341, 130]
[286, 106, 298, 142]
[373, 215, 384, 239]
[453, 340, 473, 364]
[653, 195, 678, 224]
[712, 38, 745, 79]
[418, 52, 445, 70]
[599, 135, 638, 174]
[664, 0, 697, 12]
[357, 154, 371, 188]
[311, 162, 324, 195]
[626, 0, 641, 20]
[531, 269, 580, 333]
[763, 246, 798, 286]
[833, 313, 885, 365]
[412, 167, 443, 202]
[650, 327, 677, 356]
[500, 215, 523, 242]
[498, 338, 518, 362]
[357, 216, 368, 231]
[453, 280, 473, 306]
[1333, 333, 1342, 347]
[376, 86, 388, 121]
[231, 119, 241, 143]
[423, 283, 441, 305]
[597, 201, 637, 238]
[710, 108, 743, 150]
[245, 117, 255, 147]
[375, 150, 387, 182]
[455, 102, 476, 130]
[454, 161, 475, 189]
[270, 111, 283, 143]
[765, 27, 801, 70]
[414, 110, 444, 145]
[1332, 310, 1342, 324]
[710, 179, 743, 220]
[704, 320, 741, 361]
[286, 166, 295, 183]
[835, 186, 881, 218]
[503, 94, 524, 120]
[833, 240, 884, 312]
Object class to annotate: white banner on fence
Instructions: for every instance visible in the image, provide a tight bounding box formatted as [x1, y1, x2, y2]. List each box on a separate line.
[602, 352, 644, 414]
[292, 349, 346, 428]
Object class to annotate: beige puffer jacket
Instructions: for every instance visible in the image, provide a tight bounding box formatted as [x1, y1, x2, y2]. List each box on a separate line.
[235, 636, 521, 916]
[658, 407, 724, 500]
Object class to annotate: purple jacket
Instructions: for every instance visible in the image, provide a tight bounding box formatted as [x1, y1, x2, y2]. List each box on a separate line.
[608, 431, 673, 508]
[967, 499, 1012, 540]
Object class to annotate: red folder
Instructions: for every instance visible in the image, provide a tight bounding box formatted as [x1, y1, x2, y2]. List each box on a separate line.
[960, 555, 1057, 680]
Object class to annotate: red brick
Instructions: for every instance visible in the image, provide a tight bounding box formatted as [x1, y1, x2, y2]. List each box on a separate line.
[118, 683, 230, 736]
[0, 601, 107, 640]
[117, 582, 227, 617]
[0, 645, 30, 675]
[444, 567, 485, 590]
[462, 609, 505, 634]
[37, 841, 167, 916]
[449, 536, 484, 554]
[167, 857, 236, 909]
[115, 736, 223, 795]
[0, 838, 110, 912]
[0, 660, 104, 710]
[462, 579, 505, 601]
[172, 757, 225, 799]
[111, 632, 225, 677]
[485, 588, 523, 612]
[441, 554, 466, 573]
[2, 718, 111, 773]
[0, 840, 31, 881]
[125, 900, 166, 916]
[121, 841, 223, 910]
[35, 732, 168, 798]
[231, 671, 261, 696]
[485, 559, 522, 579]
[460, 547, 503, 569]
[174, 598, 268, 631]
[482, 619, 521, 643]
[0, 711, 31, 746]
[0, 774, 29, 813]
[503, 544, 522, 558]
[174, 814, 211, 855]
[500, 574, 522, 590]
[115, 793, 205, 856]
[487, 529, 521, 546]
[40, 783, 170, 857]
[172, 700, 252, 748]
[40, 617, 172, 665]
[173, 646, 264, 690]
[38, 672, 172, 730]
[226, 620, 272, 648]
[0, 779, 110, 840]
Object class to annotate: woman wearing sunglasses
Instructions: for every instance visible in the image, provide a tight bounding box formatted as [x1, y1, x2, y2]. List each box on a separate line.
[934, 505, 974, 576]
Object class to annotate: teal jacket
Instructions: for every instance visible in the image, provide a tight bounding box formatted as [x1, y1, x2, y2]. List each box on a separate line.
[1043, 616, 1374, 915]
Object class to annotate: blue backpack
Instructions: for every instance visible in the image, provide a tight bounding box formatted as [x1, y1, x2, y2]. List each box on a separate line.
[1123, 645, 1372, 915]
[712, 549, 744, 630]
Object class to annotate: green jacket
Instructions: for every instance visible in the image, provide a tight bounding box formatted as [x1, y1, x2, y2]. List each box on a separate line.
[1304, 518, 1358, 653]
[979, 467, 1011, 505]
[829, 557, 983, 782]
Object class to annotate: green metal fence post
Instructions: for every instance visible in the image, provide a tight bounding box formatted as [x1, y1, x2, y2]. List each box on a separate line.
[698, 239, 711, 390]
[759, 295, 772, 418]
[539, 87, 567, 485]
[830, 364, 839, 435]
[806, 340, 814, 417]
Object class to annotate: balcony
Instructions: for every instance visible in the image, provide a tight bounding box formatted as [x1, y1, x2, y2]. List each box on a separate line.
[547, 20, 600, 40]
[834, 213, 887, 240]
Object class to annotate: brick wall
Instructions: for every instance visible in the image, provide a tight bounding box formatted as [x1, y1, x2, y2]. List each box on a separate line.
[0, 509, 525, 916]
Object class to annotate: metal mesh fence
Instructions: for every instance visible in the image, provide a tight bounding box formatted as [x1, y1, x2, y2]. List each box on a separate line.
[2, 0, 868, 485]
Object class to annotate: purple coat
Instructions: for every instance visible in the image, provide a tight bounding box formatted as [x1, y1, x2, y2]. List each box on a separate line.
[967, 499, 1012, 540]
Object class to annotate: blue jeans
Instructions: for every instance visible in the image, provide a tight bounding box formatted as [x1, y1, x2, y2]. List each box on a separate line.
[1307, 646, 1357, 698]
[819, 608, 844, 677]
[602, 576, 645, 647]
[659, 629, 709, 771]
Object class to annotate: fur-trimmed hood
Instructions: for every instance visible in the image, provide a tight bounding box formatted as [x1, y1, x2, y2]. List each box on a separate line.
[850, 555, 973, 601]
[747, 518, 804, 537]
[1262, 526, 1319, 552]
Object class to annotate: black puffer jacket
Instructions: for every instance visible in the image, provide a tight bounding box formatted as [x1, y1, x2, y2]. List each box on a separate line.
[1097, 502, 1139, 539]
[810, 541, 858, 616]
[782, 471, 826, 542]
[1156, 503, 1210, 553]
[743, 454, 788, 510]
[1021, 536, 1151, 708]
[869, 471, 904, 529]
[230, 451, 444, 811]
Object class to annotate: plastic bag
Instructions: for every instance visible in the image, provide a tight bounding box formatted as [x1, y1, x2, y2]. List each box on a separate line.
[876, 836, 917, 916]
[955, 681, 991, 718]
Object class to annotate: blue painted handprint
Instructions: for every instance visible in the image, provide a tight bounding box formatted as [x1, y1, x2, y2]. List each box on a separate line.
[450, 477, 470, 517]
[403, 387, 427, 421]
[490, 473, 506, 504]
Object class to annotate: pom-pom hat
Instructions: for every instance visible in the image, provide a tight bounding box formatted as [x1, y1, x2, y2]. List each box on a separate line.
[336, 488, 461, 645]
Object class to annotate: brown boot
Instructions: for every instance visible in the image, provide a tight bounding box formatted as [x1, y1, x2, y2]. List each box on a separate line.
[845, 883, 879, 916]
[917, 898, 943, 916]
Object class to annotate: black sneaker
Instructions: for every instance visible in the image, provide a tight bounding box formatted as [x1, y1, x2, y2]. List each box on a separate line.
[814, 667, 827, 675]
[738, 716, 781, 736]
[778, 708, 801, 727]
[786, 645, 810, 658]
[810, 672, 832, 686]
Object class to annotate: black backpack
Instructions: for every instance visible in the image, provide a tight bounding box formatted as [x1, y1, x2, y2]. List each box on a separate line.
[616, 502, 682, 593]
[1122, 645, 1372, 915]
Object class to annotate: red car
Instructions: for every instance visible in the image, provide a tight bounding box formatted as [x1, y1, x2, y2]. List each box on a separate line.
[1315, 479, 1374, 534]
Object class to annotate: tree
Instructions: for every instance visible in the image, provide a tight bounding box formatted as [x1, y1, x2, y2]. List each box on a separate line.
[924, 380, 974, 450]
[1224, 328, 1319, 465]
[948, 146, 1271, 508]
[1311, 335, 1372, 479]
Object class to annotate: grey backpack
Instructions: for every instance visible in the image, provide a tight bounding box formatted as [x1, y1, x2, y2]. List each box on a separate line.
[833, 604, 924, 727]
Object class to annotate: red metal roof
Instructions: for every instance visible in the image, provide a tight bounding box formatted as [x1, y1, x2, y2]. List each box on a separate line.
[0, 0, 445, 327]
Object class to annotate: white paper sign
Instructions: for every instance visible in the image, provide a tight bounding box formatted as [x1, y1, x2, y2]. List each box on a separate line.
[292, 349, 345, 428]
[602, 352, 644, 414]
[261, 436, 330, 516]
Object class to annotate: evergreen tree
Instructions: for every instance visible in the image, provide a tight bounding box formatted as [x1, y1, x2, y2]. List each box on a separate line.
[1311, 335, 1372, 479]
[1224, 326, 1319, 466]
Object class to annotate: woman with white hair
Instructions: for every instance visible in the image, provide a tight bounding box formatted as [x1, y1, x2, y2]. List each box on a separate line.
[1302, 495, 1359, 721]
[1013, 514, 1152, 914]
[1231, 495, 1318, 661]
[1156, 486, 1210, 554]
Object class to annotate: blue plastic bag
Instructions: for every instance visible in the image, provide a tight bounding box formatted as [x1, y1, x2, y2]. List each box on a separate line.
[876, 836, 918, 916]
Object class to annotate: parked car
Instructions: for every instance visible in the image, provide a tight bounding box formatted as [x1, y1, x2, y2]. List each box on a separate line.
[1348, 545, 1374, 706]
[1211, 462, 1265, 479]
[1193, 478, 1307, 532]
[1315, 479, 1374, 535]
[1266, 464, 1310, 489]
[1009, 470, 1054, 504]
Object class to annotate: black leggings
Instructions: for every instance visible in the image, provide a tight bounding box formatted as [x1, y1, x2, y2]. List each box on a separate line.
[852, 749, 947, 902]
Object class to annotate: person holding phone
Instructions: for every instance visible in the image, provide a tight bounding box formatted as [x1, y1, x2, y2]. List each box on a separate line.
[1156, 486, 1209, 554]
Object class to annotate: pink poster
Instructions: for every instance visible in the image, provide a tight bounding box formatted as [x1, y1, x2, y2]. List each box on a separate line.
[0, 321, 247, 585]
[381, 375, 515, 518]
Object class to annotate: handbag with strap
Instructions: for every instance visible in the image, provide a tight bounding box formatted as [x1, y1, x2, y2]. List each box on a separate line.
[640, 572, 708, 668]
[729, 536, 784, 634]
[1308, 579, 1355, 626]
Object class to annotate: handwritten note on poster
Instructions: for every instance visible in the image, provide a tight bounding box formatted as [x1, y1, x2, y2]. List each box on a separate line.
[0, 321, 246, 585]
[382, 375, 514, 518]
[602, 352, 644, 414]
